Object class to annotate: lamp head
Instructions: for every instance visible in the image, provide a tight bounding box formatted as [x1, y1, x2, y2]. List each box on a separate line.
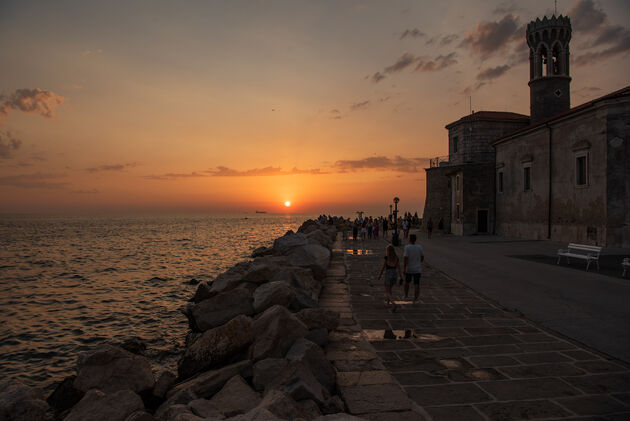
[393, 197, 400, 204]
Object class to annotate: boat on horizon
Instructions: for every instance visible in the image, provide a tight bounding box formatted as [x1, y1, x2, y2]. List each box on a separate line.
[255, 210, 267, 214]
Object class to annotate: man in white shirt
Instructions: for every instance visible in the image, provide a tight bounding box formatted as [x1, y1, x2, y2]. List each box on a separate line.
[403, 234, 424, 303]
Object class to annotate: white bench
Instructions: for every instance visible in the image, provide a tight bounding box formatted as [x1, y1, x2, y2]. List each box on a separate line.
[557, 243, 602, 271]
[623, 258, 630, 278]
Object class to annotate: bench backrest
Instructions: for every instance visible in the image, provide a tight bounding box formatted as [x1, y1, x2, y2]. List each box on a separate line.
[567, 243, 602, 256]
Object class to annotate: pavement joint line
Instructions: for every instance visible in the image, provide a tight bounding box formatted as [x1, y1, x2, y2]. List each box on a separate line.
[337, 231, 630, 420]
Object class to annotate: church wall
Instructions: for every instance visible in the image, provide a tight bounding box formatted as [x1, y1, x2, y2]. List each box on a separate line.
[495, 129, 550, 240]
[605, 99, 630, 247]
[548, 108, 608, 245]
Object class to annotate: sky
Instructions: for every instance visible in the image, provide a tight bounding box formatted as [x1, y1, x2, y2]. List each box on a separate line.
[1, 0, 629, 216]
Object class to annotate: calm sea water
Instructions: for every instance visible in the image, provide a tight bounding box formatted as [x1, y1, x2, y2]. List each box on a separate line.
[0, 213, 309, 389]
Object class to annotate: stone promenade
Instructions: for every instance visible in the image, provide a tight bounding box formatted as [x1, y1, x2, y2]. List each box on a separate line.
[321, 235, 630, 421]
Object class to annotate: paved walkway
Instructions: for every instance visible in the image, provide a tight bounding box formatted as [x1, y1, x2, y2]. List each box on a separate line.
[328, 234, 630, 421]
[417, 233, 630, 363]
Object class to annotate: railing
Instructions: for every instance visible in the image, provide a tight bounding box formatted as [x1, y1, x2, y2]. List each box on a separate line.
[430, 155, 450, 168]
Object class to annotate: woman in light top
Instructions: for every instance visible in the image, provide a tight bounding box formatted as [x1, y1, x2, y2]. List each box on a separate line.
[378, 244, 403, 312]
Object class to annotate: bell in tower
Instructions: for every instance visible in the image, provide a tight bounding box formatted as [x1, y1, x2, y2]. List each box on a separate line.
[526, 15, 572, 123]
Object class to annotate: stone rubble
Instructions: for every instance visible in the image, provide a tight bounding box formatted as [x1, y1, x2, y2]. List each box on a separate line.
[29, 218, 373, 421]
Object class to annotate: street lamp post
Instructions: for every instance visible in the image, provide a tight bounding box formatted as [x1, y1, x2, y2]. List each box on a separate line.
[392, 197, 400, 246]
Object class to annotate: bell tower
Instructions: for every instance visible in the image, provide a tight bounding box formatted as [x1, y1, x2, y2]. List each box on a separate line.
[526, 15, 572, 123]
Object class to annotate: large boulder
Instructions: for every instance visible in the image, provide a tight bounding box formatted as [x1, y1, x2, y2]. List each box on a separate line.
[271, 267, 320, 300]
[191, 288, 254, 332]
[178, 315, 253, 379]
[250, 305, 308, 362]
[168, 360, 252, 400]
[306, 230, 333, 249]
[272, 232, 309, 255]
[64, 389, 144, 421]
[191, 281, 213, 303]
[124, 411, 159, 421]
[188, 399, 224, 419]
[155, 389, 197, 420]
[209, 376, 261, 417]
[208, 262, 253, 296]
[46, 375, 83, 413]
[153, 371, 177, 399]
[227, 408, 284, 421]
[0, 379, 48, 421]
[296, 309, 340, 331]
[297, 220, 322, 235]
[264, 361, 327, 406]
[285, 339, 336, 393]
[288, 244, 331, 280]
[74, 345, 155, 394]
[252, 282, 296, 313]
[255, 389, 301, 421]
[252, 358, 289, 391]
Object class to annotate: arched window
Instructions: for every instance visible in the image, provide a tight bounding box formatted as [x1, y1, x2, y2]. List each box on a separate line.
[552, 43, 562, 75]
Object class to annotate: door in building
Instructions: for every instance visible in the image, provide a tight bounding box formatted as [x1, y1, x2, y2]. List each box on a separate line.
[477, 210, 488, 233]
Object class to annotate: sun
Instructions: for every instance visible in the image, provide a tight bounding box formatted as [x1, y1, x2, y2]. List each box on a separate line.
[284, 201, 291, 207]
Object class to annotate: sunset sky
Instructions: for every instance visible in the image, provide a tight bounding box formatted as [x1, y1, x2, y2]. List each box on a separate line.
[1, 0, 629, 215]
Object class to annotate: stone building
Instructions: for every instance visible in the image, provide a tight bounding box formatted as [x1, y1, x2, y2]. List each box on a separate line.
[423, 14, 630, 246]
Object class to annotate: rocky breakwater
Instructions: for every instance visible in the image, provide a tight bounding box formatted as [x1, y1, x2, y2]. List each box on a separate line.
[4, 218, 369, 421]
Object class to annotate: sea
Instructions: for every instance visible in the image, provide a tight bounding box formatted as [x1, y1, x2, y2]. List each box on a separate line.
[0, 213, 311, 389]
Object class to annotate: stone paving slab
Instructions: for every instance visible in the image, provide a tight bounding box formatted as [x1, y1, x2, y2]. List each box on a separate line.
[341, 235, 630, 420]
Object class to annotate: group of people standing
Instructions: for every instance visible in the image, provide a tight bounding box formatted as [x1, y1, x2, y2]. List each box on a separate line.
[348, 212, 420, 241]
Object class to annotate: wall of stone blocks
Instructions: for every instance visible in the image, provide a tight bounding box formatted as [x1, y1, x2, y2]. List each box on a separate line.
[422, 167, 451, 233]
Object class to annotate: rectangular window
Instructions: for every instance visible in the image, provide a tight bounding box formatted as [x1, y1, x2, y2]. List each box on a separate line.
[523, 165, 531, 191]
[453, 136, 459, 153]
[455, 175, 460, 192]
[576, 154, 588, 186]
[456, 203, 460, 220]
[497, 170, 504, 193]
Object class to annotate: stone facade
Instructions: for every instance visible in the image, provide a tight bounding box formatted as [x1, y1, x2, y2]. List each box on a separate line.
[494, 90, 630, 246]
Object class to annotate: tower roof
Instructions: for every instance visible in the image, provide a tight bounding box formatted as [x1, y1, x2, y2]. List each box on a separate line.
[527, 14, 571, 32]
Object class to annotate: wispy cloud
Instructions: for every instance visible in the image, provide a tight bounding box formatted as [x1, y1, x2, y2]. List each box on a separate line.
[145, 166, 328, 180]
[0, 131, 22, 159]
[85, 162, 137, 173]
[349, 100, 370, 111]
[334, 156, 431, 173]
[569, 1, 630, 66]
[476, 64, 511, 81]
[0, 172, 67, 189]
[400, 28, 425, 40]
[459, 14, 523, 59]
[0, 88, 64, 122]
[371, 52, 457, 83]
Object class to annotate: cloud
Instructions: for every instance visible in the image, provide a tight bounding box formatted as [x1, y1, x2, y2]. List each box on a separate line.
[144, 171, 208, 180]
[493, 3, 520, 15]
[334, 156, 431, 173]
[415, 53, 457, 72]
[349, 100, 370, 111]
[0, 172, 67, 189]
[439, 34, 459, 46]
[0, 88, 64, 121]
[459, 14, 522, 59]
[567, 1, 630, 66]
[569, 0, 606, 33]
[0, 131, 22, 159]
[71, 189, 99, 194]
[372, 52, 457, 83]
[476, 64, 511, 81]
[371, 72, 386, 83]
[207, 166, 327, 177]
[384, 52, 417, 73]
[85, 162, 137, 173]
[146, 166, 328, 180]
[400, 28, 425, 39]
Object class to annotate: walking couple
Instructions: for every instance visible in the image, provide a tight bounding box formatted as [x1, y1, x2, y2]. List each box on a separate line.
[377, 234, 424, 311]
